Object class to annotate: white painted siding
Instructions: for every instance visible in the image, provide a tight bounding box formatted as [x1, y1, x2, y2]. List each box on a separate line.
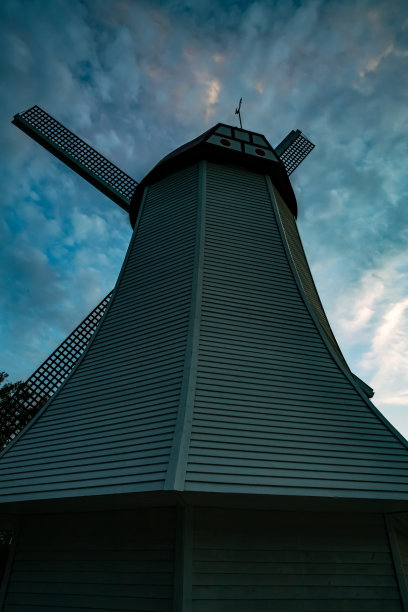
[3, 508, 175, 611]
[185, 163, 408, 498]
[0, 165, 199, 503]
[192, 507, 403, 612]
[1, 158, 407, 504]
[273, 185, 348, 370]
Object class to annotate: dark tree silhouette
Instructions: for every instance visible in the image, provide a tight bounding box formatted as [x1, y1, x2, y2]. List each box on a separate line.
[0, 372, 48, 448]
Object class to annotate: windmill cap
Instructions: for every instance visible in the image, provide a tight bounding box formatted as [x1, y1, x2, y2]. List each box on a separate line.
[129, 123, 298, 227]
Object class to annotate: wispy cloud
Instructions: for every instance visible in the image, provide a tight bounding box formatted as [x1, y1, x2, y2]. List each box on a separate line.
[323, 252, 408, 433]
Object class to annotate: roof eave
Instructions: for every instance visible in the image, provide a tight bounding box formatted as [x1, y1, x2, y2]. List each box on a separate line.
[129, 140, 298, 227]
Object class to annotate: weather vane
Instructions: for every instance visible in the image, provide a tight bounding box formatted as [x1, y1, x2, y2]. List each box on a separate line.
[235, 97, 243, 129]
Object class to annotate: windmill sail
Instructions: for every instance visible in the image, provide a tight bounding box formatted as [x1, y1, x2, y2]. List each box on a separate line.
[275, 129, 315, 175]
[13, 106, 138, 211]
[1, 291, 112, 447]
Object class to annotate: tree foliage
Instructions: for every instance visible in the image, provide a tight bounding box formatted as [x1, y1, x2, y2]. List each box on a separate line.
[0, 372, 47, 448]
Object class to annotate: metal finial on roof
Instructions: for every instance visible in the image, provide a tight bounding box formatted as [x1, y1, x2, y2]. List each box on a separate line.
[235, 98, 243, 129]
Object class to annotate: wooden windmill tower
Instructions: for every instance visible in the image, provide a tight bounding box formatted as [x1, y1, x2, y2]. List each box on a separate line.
[0, 106, 407, 611]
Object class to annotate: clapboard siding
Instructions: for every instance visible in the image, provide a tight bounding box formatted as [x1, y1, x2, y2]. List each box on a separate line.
[192, 507, 402, 612]
[185, 163, 408, 498]
[1, 155, 407, 503]
[3, 508, 175, 611]
[0, 165, 199, 503]
[393, 524, 408, 587]
[274, 186, 349, 370]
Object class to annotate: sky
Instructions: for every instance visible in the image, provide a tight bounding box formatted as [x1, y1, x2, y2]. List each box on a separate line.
[1, 0, 408, 438]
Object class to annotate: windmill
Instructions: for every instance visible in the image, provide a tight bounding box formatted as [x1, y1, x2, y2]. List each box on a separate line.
[3, 106, 315, 444]
[1, 107, 407, 611]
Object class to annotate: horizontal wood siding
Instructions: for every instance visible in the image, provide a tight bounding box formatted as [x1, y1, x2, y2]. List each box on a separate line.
[3, 508, 176, 611]
[394, 525, 408, 586]
[0, 165, 199, 502]
[402, 533, 408, 583]
[185, 163, 408, 498]
[273, 186, 348, 370]
[192, 507, 403, 612]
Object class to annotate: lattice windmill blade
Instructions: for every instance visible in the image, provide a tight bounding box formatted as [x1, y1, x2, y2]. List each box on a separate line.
[275, 129, 315, 175]
[1, 291, 112, 447]
[7, 106, 135, 446]
[12, 106, 138, 212]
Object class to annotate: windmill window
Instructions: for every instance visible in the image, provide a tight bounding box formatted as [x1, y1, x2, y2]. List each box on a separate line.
[252, 134, 269, 147]
[215, 125, 232, 137]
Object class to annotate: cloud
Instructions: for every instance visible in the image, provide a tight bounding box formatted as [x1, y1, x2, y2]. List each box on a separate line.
[66, 209, 109, 246]
[321, 252, 408, 436]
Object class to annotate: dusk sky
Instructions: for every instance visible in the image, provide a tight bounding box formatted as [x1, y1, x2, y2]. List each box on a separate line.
[1, 0, 408, 438]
